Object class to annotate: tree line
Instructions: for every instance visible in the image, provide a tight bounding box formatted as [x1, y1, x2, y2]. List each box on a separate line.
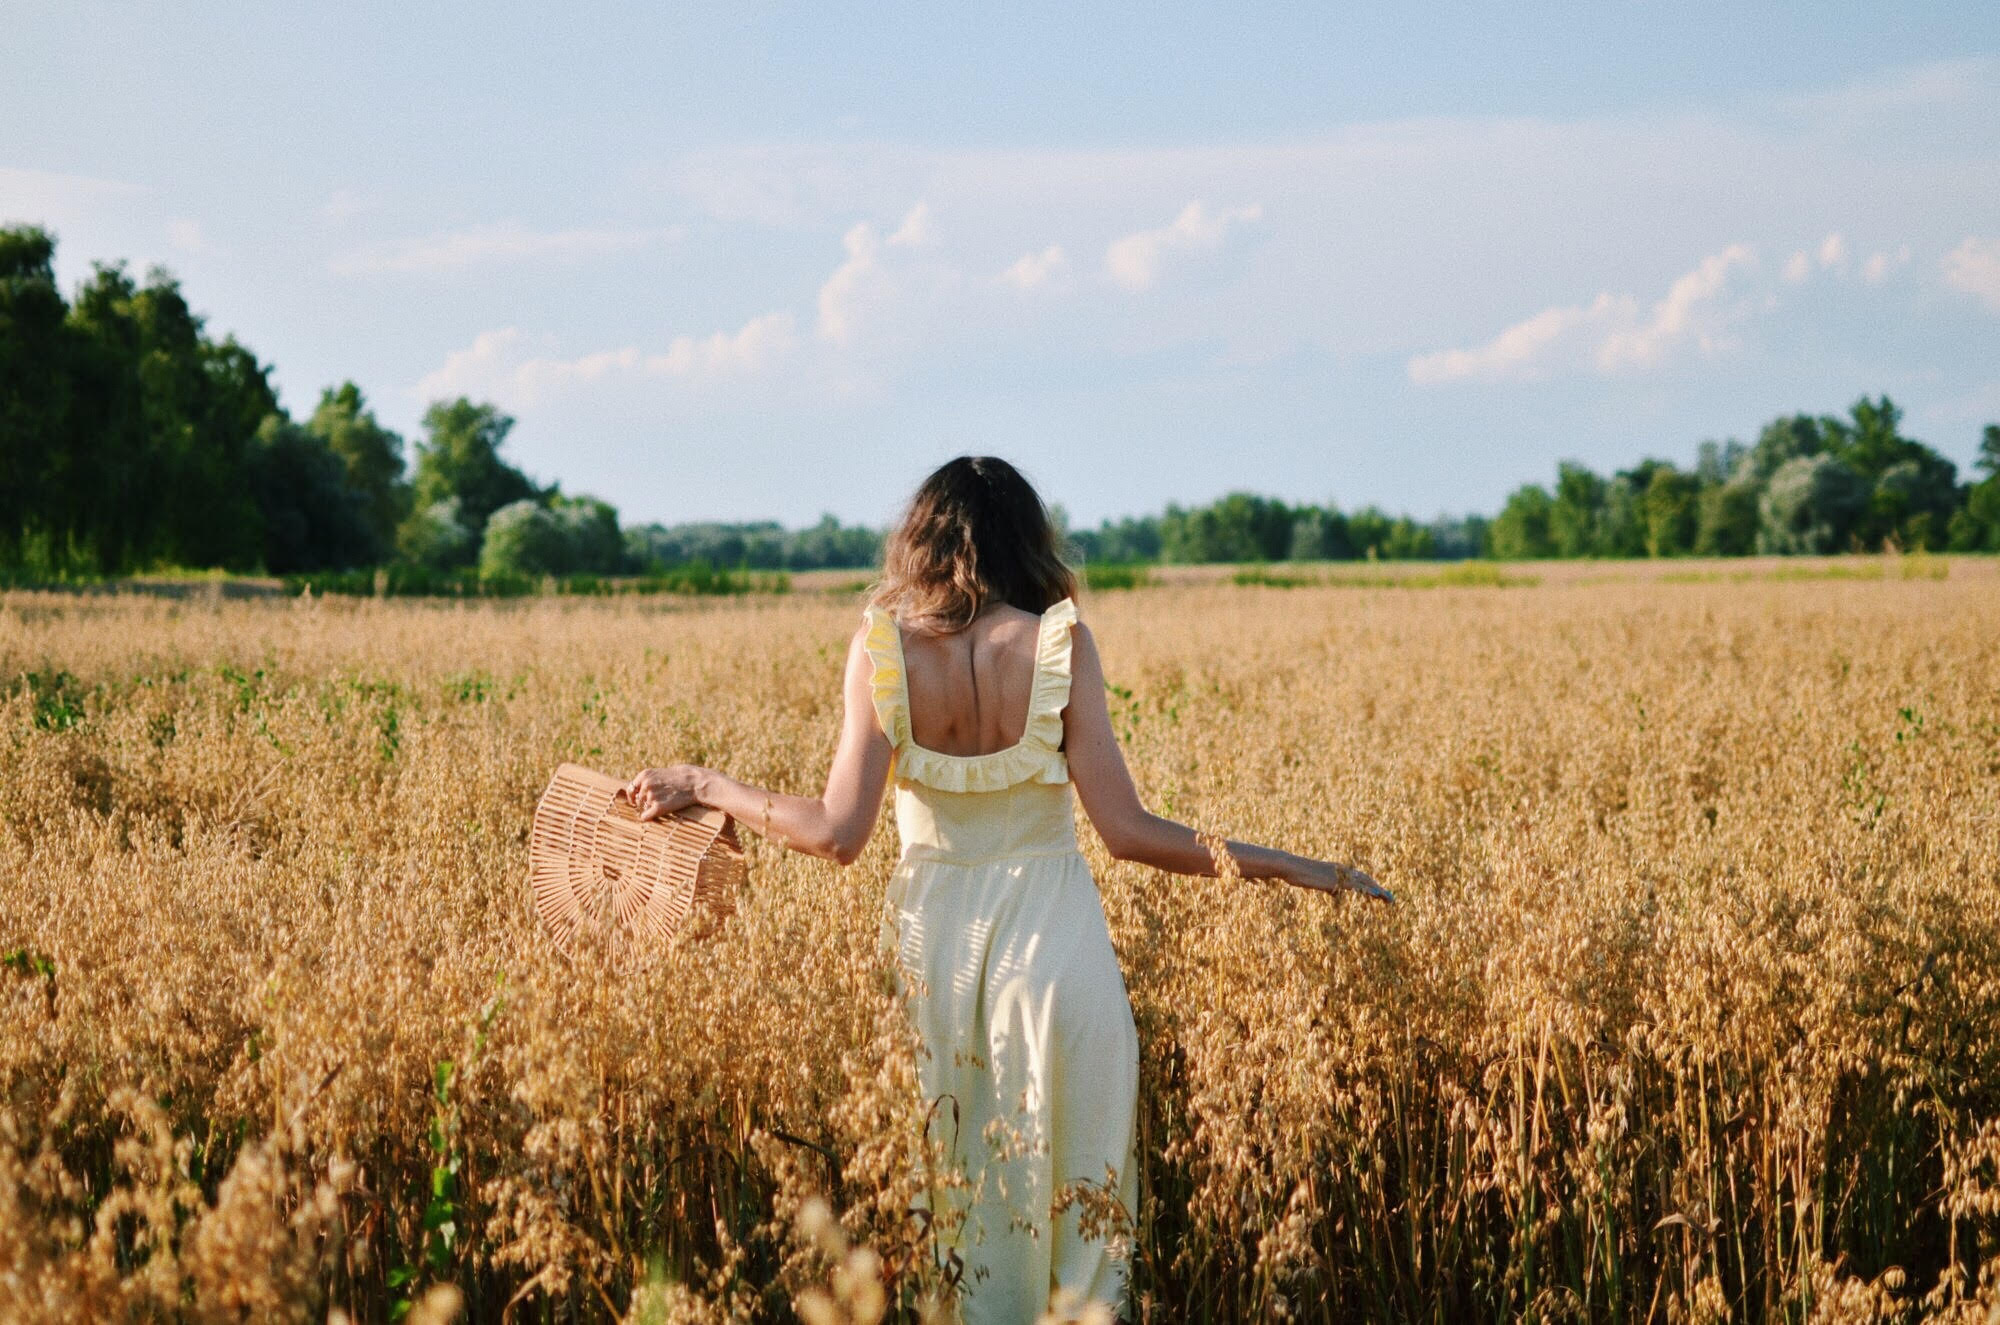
[5, 225, 1998, 584]
[1069, 398, 2000, 566]
[0, 226, 878, 583]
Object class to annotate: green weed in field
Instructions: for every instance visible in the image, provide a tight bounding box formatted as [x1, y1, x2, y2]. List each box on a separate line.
[1084, 563, 1155, 591]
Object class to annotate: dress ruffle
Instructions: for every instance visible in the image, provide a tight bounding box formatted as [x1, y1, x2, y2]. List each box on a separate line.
[861, 597, 1077, 792]
[862, 604, 910, 753]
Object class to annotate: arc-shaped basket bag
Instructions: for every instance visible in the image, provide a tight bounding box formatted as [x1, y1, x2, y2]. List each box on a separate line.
[529, 763, 746, 966]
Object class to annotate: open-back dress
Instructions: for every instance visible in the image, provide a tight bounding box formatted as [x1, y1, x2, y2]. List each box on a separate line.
[861, 595, 1140, 1322]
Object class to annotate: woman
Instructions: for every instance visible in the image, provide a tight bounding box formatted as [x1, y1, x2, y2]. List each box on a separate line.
[625, 456, 1390, 1322]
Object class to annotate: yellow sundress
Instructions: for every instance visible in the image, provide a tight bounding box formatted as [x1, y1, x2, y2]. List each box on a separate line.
[861, 596, 1140, 1322]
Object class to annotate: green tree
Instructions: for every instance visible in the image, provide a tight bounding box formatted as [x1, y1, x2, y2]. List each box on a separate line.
[1694, 480, 1760, 556]
[479, 500, 569, 578]
[0, 226, 72, 571]
[477, 495, 622, 577]
[550, 495, 625, 573]
[1641, 464, 1700, 557]
[131, 273, 271, 569]
[1488, 484, 1555, 559]
[405, 399, 544, 553]
[246, 416, 376, 573]
[308, 383, 408, 560]
[1071, 515, 1163, 564]
[1745, 414, 1825, 482]
[1549, 462, 1607, 557]
[1824, 395, 1914, 481]
[398, 499, 478, 570]
[1822, 396, 1958, 549]
[1598, 465, 1655, 558]
[1429, 513, 1488, 560]
[1348, 506, 1434, 560]
[63, 263, 154, 571]
[1694, 438, 1747, 485]
[1948, 424, 2000, 551]
[1160, 493, 1294, 562]
[58, 262, 274, 572]
[1871, 456, 1959, 550]
[1758, 454, 1868, 554]
[1288, 507, 1354, 561]
[787, 514, 882, 569]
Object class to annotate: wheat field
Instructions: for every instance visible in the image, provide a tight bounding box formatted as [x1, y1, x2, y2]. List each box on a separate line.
[3, 564, 1999, 1323]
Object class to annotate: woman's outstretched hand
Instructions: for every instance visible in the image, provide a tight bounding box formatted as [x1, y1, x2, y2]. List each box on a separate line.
[622, 766, 706, 822]
[1286, 857, 1394, 903]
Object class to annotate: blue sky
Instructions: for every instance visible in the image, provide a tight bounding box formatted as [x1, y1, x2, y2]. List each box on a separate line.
[7, 2, 2000, 528]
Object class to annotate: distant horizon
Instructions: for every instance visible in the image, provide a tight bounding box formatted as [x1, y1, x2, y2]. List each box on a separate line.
[15, 222, 1996, 533]
[7, 4, 1999, 527]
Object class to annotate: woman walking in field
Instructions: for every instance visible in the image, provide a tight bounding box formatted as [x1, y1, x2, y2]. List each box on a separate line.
[624, 456, 1390, 1322]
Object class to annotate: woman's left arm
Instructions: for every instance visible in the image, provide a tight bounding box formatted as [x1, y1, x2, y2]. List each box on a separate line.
[624, 624, 893, 865]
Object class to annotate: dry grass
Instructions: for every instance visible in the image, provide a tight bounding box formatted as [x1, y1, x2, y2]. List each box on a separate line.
[2, 565, 1998, 1322]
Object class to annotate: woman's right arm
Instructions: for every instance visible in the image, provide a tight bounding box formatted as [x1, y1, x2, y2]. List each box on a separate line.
[1063, 622, 1392, 902]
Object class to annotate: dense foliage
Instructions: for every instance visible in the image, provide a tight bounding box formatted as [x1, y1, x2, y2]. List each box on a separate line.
[1070, 498, 1488, 565]
[1483, 402, 2000, 560]
[1071, 404, 2000, 566]
[623, 516, 884, 575]
[0, 227, 878, 586]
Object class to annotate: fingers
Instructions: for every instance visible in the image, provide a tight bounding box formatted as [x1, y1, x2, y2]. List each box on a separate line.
[631, 778, 693, 823]
[1335, 864, 1395, 904]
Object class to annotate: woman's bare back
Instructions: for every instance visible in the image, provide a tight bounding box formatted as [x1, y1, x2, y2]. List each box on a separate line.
[897, 605, 1047, 758]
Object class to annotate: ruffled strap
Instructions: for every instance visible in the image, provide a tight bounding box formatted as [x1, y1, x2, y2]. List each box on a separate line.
[860, 604, 909, 750]
[1020, 596, 1077, 755]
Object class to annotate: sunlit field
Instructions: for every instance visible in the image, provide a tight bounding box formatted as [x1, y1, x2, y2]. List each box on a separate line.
[4, 562, 1998, 1323]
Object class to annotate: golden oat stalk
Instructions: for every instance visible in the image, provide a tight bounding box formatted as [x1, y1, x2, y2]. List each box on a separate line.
[528, 762, 745, 968]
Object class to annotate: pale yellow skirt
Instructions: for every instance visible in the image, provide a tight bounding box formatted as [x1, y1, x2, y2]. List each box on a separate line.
[887, 845, 1140, 1323]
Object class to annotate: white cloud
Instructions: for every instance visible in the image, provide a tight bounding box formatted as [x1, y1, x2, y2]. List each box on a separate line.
[1409, 244, 1758, 385]
[816, 202, 947, 346]
[168, 219, 205, 253]
[818, 222, 883, 345]
[415, 327, 537, 402]
[1597, 244, 1756, 369]
[332, 222, 682, 275]
[415, 311, 797, 406]
[1104, 200, 1262, 291]
[646, 311, 799, 376]
[1942, 236, 2000, 311]
[1784, 232, 1917, 287]
[1406, 294, 1627, 386]
[1861, 245, 1911, 283]
[888, 201, 934, 248]
[1000, 244, 1067, 291]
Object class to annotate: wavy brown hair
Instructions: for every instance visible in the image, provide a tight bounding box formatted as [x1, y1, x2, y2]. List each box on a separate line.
[871, 456, 1077, 633]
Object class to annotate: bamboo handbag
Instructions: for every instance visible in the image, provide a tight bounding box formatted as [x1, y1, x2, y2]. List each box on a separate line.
[529, 763, 746, 966]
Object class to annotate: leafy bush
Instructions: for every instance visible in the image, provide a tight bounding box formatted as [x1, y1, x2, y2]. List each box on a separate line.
[1083, 562, 1153, 591]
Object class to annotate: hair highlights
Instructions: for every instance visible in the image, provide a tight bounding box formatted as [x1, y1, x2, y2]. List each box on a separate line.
[872, 456, 1077, 633]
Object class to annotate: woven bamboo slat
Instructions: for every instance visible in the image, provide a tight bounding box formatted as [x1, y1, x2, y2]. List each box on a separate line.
[529, 763, 745, 966]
